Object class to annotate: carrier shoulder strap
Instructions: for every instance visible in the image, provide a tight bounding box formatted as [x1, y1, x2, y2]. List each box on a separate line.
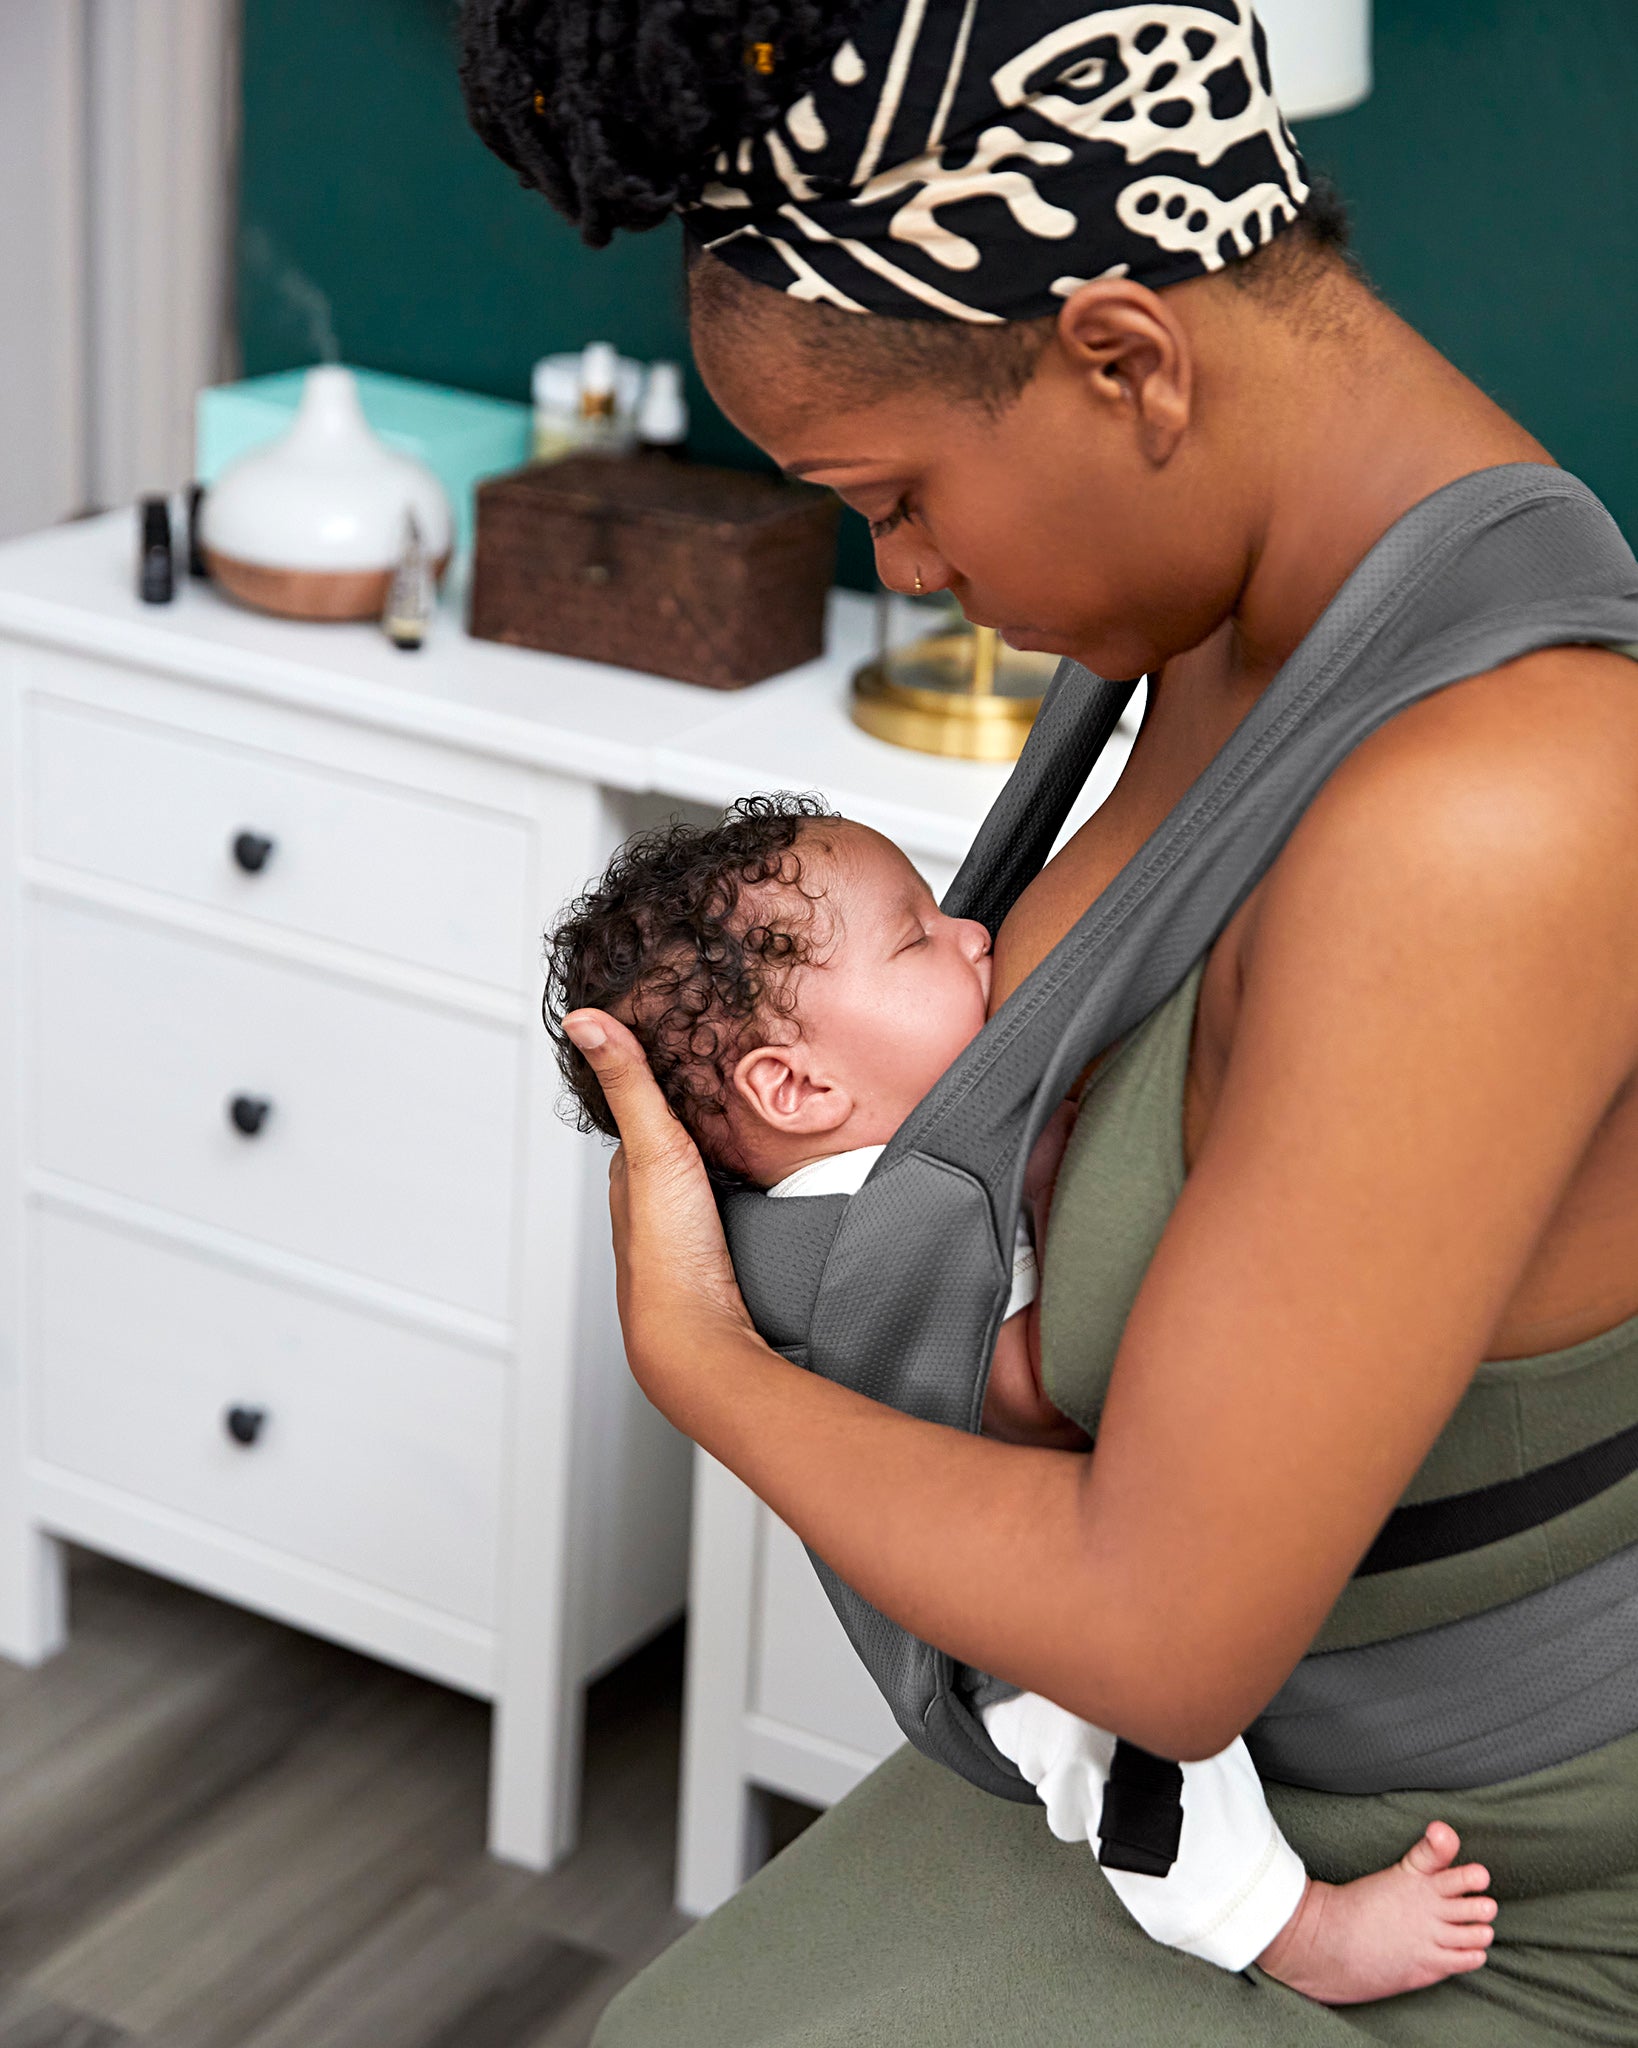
[722, 464, 1638, 1804]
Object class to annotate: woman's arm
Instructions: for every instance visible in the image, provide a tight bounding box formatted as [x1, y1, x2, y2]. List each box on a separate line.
[570, 652, 1638, 1756]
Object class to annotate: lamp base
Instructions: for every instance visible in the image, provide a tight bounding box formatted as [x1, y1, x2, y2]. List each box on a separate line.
[850, 630, 1054, 762]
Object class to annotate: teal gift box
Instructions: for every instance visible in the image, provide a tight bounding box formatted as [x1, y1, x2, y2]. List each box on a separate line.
[196, 366, 532, 558]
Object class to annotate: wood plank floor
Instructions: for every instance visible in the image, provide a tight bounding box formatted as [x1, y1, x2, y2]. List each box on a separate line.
[0, 1550, 813, 2047]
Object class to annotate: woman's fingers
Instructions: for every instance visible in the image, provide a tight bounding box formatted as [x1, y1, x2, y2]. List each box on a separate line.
[563, 1010, 692, 1171]
[562, 1009, 758, 1400]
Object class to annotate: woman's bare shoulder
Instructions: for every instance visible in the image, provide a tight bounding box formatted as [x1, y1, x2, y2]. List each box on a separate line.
[1246, 643, 1638, 977]
[1193, 646, 1638, 1098]
[1336, 640, 1637, 787]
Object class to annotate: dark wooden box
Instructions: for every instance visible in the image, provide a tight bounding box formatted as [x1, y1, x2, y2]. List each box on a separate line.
[468, 455, 840, 688]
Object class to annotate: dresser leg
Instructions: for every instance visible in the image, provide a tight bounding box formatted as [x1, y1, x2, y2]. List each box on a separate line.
[487, 1674, 585, 1871]
[0, 1525, 68, 1666]
[676, 1771, 773, 1918]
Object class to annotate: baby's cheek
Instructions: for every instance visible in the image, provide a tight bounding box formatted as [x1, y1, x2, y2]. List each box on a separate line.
[925, 1001, 988, 1081]
[896, 1031, 969, 1105]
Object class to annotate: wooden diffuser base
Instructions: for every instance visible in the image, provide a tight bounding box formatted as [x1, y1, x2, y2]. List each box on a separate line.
[204, 549, 449, 624]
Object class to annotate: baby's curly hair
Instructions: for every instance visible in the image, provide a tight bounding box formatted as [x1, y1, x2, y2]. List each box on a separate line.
[544, 793, 838, 1171]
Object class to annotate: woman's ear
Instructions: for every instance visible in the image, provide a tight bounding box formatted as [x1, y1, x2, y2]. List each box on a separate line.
[1054, 278, 1192, 467]
[732, 1043, 852, 1138]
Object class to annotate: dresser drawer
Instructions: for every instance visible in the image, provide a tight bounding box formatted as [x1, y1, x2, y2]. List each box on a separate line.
[29, 696, 531, 989]
[32, 900, 520, 1320]
[30, 1209, 506, 1625]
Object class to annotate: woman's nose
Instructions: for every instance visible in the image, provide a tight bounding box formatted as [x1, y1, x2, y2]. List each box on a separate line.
[874, 535, 951, 597]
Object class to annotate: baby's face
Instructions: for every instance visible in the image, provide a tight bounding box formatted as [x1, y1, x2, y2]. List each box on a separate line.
[785, 822, 993, 1144]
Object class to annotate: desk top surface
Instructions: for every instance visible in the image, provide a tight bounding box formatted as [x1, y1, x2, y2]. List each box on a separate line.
[0, 513, 1136, 863]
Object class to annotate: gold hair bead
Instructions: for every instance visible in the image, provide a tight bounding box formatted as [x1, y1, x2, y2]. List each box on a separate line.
[533, 90, 546, 115]
[746, 40, 775, 74]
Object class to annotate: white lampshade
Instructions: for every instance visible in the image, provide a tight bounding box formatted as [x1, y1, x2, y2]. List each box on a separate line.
[1256, 0, 1371, 120]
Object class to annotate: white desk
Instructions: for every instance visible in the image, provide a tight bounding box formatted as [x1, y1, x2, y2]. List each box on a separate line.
[0, 511, 1133, 1883]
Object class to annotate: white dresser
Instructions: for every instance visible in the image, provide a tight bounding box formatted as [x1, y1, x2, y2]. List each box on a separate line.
[0, 511, 1133, 1889]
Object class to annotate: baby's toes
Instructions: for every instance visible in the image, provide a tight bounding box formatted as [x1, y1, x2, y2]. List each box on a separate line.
[1435, 1861, 1490, 1896]
[1441, 1946, 1490, 1975]
[1439, 1922, 1495, 1953]
[1441, 1893, 1498, 1925]
[1403, 1822, 1461, 1875]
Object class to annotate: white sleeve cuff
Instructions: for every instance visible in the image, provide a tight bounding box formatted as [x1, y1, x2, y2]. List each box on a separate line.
[981, 1699, 1308, 1975]
[1097, 1740, 1308, 1972]
[1135, 1804, 1308, 1972]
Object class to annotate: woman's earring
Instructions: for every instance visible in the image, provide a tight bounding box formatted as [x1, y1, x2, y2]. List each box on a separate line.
[913, 566, 924, 594]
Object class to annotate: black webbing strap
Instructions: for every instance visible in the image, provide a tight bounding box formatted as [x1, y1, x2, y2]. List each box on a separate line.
[1357, 1418, 1638, 1577]
[1096, 1739, 1184, 1876]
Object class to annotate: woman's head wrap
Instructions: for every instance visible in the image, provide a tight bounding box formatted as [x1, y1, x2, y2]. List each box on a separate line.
[684, 1, 1310, 323]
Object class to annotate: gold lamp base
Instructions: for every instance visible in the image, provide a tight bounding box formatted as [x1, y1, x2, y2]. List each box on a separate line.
[851, 625, 1056, 762]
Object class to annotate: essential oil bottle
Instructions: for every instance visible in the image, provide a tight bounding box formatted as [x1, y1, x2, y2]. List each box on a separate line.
[636, 361, 689, 459]
[138, 497, 174, 604]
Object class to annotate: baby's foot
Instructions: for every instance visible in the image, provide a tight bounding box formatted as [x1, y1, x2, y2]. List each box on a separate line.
[1256, 1822, 1496, 2006]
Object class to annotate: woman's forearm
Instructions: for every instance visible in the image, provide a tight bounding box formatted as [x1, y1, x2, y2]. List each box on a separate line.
[661, 1316, 1234, 1751]
[567, 1005, 1288, 1754]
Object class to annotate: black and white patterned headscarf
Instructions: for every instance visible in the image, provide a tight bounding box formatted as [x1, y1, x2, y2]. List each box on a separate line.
[683, 0, 1309, 322]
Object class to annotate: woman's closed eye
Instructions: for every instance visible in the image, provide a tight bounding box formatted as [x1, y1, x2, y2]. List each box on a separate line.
[868, 495, 914, 541]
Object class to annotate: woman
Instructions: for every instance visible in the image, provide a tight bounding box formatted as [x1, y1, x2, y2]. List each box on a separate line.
[461, 3, 1638, 2038]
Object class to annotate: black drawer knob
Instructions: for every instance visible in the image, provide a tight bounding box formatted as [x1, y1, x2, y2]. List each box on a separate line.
[225, 1404, 267, 1447]
[232, 831, 276, 874]
[228, 1094, 272, 1137]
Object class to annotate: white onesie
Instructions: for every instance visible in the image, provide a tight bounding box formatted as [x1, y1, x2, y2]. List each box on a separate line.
[768, 1144, 1307, 1973]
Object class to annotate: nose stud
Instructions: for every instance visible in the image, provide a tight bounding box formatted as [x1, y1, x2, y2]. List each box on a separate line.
[913, 565, 924, 593]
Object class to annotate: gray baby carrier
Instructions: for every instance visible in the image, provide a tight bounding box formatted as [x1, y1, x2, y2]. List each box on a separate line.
[721, 465, 1638, 1853]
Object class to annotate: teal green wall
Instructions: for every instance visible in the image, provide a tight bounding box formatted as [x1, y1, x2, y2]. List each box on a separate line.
[1306, 0, 1636, 535]
[240, 0, 1638, 584]
[238, 2, 730, 448]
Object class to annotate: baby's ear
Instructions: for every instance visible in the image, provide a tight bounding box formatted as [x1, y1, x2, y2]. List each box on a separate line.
[732, 1043, 851, 1136]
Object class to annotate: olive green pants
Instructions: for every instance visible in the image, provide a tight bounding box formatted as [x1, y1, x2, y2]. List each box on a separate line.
[595, 1736, 1638, 2046]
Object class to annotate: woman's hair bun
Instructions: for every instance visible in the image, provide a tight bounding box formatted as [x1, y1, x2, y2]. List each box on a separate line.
[458, 0, 869, 248]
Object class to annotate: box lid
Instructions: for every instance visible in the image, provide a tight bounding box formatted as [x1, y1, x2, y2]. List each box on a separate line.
[479, 454, 835, 532]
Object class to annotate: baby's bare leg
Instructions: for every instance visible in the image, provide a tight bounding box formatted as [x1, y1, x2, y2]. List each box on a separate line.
[1256, 1822, 1496, 2005]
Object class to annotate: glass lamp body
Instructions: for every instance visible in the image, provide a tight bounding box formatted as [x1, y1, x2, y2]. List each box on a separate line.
[851, 590, 1058, 762]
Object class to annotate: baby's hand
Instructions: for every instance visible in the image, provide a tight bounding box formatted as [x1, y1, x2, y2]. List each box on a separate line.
[980, 1311, 1090, 1450]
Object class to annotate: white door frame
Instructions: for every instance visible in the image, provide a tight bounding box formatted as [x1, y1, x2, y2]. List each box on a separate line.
[0, 4, 90, 540]
[0, 0, 239, 542]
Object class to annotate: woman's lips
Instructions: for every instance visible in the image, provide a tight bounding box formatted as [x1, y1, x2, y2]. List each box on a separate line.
[958, 604, 1055, 652]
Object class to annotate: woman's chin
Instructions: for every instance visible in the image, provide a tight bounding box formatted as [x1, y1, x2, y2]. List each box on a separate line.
[997, 625, 1057, 654]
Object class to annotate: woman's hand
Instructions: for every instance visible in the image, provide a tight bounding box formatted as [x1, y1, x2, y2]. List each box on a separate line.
[562, 1009, 760, 1414]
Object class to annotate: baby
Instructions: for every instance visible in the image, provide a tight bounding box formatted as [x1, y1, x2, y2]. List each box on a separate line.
[547, 794, 1498, 2005]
